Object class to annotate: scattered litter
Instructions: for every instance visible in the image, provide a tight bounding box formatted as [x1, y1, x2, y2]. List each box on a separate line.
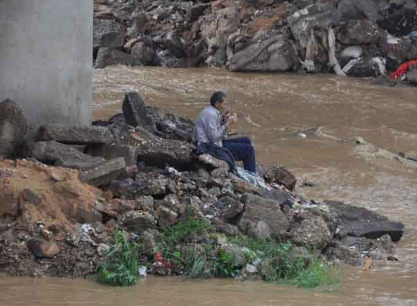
[390, 59, 417, 80]
[340, 46, 363, 59]
[245, 264, 257, 274]
[139, 266, 147, 277]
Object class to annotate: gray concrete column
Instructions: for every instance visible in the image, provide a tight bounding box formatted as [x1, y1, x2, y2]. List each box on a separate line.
[0, 0, 93, 133]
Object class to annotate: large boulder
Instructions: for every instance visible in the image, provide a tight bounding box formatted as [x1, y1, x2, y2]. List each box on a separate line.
[131, 41, 157, 66]
[200, 4, 240, 66]
[288, 3, 335, 50]
[0, 99, 27, 158]
[238, 193, 290, 240]
[337, 20, 383, 45]
[320, 201, 405, 242]
[291, 210, 333, 249]
[95, 48, 132, 69]
[226, 34, 297, 72]
[93, 19, 125, 51]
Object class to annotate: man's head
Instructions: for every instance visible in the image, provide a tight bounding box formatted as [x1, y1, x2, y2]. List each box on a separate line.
[210, 91, 227, 112]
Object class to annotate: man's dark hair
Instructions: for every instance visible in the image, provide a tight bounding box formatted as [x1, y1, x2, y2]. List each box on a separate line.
[210, 91, 226, 106]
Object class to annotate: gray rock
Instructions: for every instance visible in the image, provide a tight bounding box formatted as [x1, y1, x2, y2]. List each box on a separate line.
[211, 218, 241, 236]
[291, 211, 332, 249]
[27, 141, 105, 170]
[79, 157, 126, 187]
[200, 4, 240, 67]
[405, 69, 417, 86]
[238, 193, 289, 240]
[336, 0, 379, 23]
[376, 0, 417, 36]
[219, 196, 245, 223]
[127, 14, 147, 39]
[288, 3, 335, 49]
[119, 211, 156, 233]
[131, 41, 157, 65]
[93, 19, 125, 50]
[227, 34, 297, 72]
[95, 48, 132, 69]
[343, 56, 386, 77]
[156, 205, 178, 227]
[321, 201, 405, 242]
[0, 99, 27, 158]
[146, 105, 195, 142]
[337, 20, 383, 45]
[339, 220, 405, 242]
[36, 124, 113, 145]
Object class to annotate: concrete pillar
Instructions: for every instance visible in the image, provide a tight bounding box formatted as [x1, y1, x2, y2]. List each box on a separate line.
[0, 0, 93, 133]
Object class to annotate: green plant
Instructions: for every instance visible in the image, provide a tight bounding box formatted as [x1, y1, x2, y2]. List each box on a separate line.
[96, 229, 139, 286]
[228, 237, 339, 288]
[162, 218, 211, 246]
[292, 259, 340, 289]
[215, 248, 241, 278]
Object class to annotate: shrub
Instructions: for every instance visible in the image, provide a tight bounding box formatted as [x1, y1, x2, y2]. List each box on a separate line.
[96, 229, 139, 286]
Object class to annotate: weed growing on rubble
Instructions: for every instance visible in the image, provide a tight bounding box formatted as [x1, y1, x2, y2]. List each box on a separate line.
[96, 229, 139, 286]
[228, 237, 339, 289]
[154, 219, 338, 288]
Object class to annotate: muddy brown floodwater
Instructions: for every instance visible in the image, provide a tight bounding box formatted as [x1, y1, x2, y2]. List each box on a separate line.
[2, 66, 417, 306]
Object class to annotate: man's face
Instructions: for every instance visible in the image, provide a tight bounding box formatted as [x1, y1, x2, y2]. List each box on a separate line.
[216, 100, 228, 113]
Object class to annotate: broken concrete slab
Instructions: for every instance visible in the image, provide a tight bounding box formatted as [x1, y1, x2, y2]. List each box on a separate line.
[340, 220, 405, 243]
[86, 143, 139, 166]
[36, 124, 113, 145]
[122, 92, 156, 132]
[79, 157, 126, 187]
[27, 141, 105, 170]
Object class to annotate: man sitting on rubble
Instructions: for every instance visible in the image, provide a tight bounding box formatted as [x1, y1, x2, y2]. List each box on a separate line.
[193, 91, 257, 173]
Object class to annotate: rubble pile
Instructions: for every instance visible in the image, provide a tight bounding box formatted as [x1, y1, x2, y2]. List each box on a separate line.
[93, 0, 417, 85]
[0, 94, 405, 278]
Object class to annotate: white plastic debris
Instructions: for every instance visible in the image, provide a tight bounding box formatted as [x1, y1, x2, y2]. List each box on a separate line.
[139, 266, 147, 277]
[298, 133, 307, 139]
[245, 264, 257, 274]
[340, 46, 363, 59]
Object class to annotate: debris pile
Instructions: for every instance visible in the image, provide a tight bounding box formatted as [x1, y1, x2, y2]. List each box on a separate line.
[0, 94, 405, 278]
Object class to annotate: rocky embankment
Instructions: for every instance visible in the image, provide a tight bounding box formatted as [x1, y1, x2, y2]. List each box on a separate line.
[0, 95, 405, 278]
[93, 0, 417, 85]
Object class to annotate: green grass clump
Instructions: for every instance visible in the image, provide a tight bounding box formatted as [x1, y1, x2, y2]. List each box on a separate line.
[96, 229, 139, 287]
[228, 237, 339, 289]
[291, 259, 340, 289]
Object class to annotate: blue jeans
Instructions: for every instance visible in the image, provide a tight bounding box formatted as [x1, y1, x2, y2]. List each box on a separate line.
[223, 137, 256, 173]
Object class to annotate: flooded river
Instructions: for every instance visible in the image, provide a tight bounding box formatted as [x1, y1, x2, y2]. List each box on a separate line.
[2, 66, 417, 305]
